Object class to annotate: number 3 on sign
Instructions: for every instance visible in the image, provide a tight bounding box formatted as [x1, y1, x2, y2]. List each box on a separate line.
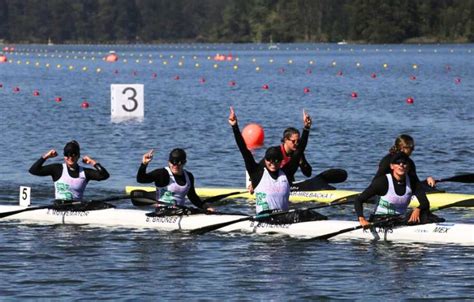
[111, 84, 144, 118]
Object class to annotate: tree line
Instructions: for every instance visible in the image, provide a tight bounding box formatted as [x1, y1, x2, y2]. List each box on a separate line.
[0, 0, 472, 44]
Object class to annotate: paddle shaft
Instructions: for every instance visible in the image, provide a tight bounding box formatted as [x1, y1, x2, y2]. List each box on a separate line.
[312, 198, 469, 241]
[130, 190, 247, 207]
[190, 192, 360, 235]
[437, 173, 474, 183]
[0, 195, 130, 219]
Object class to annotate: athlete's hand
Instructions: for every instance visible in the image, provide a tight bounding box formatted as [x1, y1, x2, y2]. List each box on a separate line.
[228, 106, 237, 126]
[426, 176, 436, 187]
[303, 109, 312, 129]
[358, 216, 370, 229]
[142, 149, 154, 165]
[82, 155, 97, 166]
[43, 149, 57, 159]
[408, 208, 421, 224]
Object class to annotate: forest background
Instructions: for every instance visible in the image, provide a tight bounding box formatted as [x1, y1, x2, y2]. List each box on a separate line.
[0, 0, 473, 44]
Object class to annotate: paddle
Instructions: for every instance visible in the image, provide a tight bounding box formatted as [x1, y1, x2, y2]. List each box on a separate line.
[0, 195, 130, 219]
[309, 198, 470, 241]
[190, 192, 360, 235]
[437, 173, 474, 184]
[129, 189, 247, 207]
[291, 169, 348, 191]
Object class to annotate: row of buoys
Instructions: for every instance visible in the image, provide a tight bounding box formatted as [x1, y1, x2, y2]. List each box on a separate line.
[1, 85, 91, 108]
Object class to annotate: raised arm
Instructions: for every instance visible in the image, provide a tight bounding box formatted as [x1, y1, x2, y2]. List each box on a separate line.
[229, 107, 259, 174]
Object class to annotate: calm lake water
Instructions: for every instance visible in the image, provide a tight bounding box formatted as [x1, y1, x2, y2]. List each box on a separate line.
[0, 43, 473, 300]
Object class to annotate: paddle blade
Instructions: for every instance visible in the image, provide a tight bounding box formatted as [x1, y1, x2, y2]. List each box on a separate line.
[320, 169, 348, 184]
[130, 190, 158, 206]
[439, 174, 474, 183]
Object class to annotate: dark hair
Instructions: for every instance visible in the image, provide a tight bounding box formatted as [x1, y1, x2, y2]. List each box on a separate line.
[389, 134, 414, 154]
[169, 148, 186, 162]
[265, 146, 283, 161]
[63, 140, 80, 156]
[281, 127, 300, 143]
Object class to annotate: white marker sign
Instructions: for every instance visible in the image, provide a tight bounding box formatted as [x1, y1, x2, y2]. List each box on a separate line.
[19, 186, 31, 207]
[111, 84, 144, 119]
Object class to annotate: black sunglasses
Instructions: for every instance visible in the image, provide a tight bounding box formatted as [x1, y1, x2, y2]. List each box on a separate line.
[170, 159, 186, 165]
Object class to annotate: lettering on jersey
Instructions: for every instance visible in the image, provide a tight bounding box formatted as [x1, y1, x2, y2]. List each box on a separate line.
[145, 216, 179, 224]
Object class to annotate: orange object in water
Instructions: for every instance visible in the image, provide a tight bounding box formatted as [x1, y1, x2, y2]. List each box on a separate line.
[105, 52, 118, 62]
[0, 55, 7, 63]
[242, 123, 265, 149]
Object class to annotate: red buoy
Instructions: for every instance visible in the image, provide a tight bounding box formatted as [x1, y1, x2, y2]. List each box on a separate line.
[454, 77, 461, 84]
[303, 87, 310, 94]
[406, 97, 414, 104]
[199, 77, 206, 84]
[410, 75, 417, 80]
[13, 87, 20, 93]
[81, 101, 90, 108]
[55, 97, 62, 103]
[105, 52, 118, 62]
[242, 123, 265, 149]
[174, 75, 180, 80]
[371, 73, 377, 78]
[351, 92, 358, 98]
[262, 84, 269, 90]
[33, 90, 40, 96]
[152, 73, 157, 78]
[229, 80, 236, 87]
[0, 55, 7, 63]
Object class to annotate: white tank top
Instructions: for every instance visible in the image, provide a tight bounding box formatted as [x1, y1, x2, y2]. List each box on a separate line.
[156, 167, 190, 206]
[374, 174, 412, 215]
[254, 169, 290, 214]
[54, 164, 87, 200]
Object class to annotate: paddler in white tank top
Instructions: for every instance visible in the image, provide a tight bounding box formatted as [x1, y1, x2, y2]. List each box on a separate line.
[354, 152, 433, 228]
[137, 148, 214, 212]
[29, 140, 110, 201]
[228, 107, 327, 223]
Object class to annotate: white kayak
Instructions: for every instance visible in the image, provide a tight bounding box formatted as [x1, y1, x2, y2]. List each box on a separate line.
[1, 204, 473, 245]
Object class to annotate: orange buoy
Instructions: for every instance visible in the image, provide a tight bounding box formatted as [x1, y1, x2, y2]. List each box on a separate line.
[0, 55, 7, 63]
[105, 52, 118, 62]
[242, 123, 265, 149]
[406, 97, 414, 104]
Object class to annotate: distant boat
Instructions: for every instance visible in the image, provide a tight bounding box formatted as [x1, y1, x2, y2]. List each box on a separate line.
[268, 36, 279, 50]
[47, 38, 54, 46]
[337, 40, 348, 45]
